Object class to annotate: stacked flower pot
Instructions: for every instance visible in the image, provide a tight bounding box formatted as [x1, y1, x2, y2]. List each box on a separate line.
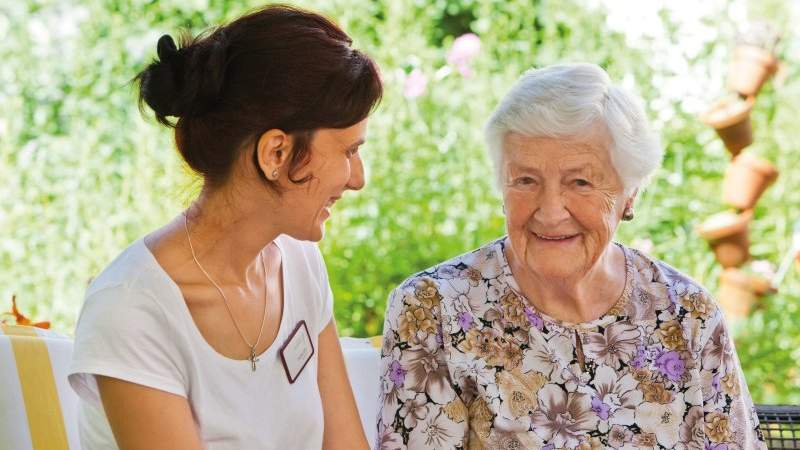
[697, 23, 781, 321]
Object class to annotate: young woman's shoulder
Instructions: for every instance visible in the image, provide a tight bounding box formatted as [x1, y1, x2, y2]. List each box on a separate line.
[70, 239, 189, 406]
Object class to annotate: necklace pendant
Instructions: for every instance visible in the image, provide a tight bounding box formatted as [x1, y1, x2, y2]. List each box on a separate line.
[250, 348, 258, 372]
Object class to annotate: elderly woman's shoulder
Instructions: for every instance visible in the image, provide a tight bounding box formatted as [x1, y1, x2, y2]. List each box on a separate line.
[391, 237, 507, 299]
[625, 245, 720, 321]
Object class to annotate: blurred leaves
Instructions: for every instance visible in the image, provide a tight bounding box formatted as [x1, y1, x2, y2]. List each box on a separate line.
[1, 0, 799, 403]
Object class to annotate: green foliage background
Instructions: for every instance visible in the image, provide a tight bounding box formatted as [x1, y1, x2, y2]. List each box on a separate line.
[1, 0, 798, 403]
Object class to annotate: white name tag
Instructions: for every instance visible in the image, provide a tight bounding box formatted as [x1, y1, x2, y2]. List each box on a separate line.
[279, 320, 315, 384]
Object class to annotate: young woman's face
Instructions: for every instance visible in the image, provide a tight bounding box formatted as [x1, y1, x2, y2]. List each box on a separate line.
[281, 118, 368, 242]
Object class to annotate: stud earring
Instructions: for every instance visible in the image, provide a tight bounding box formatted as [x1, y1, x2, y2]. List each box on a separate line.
[622, 208, 634, 221]
[271, 169, 279, 179]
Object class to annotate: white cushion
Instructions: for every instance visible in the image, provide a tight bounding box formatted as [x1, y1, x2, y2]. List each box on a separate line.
[340, 337, 382, 448]
[0, 325, 81, 450]
[0, 325, 382, 450]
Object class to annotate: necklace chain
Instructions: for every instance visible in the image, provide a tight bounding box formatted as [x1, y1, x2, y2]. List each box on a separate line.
[183, 212, 269, 371]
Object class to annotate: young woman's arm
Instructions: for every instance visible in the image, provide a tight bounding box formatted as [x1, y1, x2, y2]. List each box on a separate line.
[318, 319, 371, 450]
[97, 376, 203, 450]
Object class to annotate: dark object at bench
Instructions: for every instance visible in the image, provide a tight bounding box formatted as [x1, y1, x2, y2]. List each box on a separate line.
[757, 404, 800, 449]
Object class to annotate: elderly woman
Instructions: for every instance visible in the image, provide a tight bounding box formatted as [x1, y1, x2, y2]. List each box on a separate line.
[376, 64, 766, 450]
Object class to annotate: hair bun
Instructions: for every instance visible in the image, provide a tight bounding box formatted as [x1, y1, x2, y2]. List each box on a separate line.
[156, 34, 179, 62]
[137, 32, 229, 125]
[137, 34, 188, 122]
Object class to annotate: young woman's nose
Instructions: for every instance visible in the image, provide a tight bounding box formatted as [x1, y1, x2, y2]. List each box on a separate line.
[345, 154, 365, 191]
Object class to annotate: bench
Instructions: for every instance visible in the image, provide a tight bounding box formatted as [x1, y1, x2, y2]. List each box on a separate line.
[758, 404, 800, 449]
[1, 325, 797, 449]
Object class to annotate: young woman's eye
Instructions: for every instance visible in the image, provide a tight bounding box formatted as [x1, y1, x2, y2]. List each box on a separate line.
[346, 147, 359, 158]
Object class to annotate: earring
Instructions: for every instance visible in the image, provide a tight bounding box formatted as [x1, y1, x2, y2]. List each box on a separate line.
[271, 169, 278, 180]
[622, 208, 634, 221]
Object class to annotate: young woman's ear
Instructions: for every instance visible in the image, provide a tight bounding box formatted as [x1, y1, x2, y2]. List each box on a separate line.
[255, 129, 292, 180]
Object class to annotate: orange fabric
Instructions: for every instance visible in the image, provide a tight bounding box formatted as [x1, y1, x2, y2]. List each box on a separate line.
[0, 296, 50, 329]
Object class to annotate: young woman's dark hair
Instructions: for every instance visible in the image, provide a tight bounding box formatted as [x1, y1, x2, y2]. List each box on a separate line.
[136, 4, 382, 189]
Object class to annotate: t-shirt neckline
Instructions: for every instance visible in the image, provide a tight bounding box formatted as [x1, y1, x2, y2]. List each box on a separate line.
[135, 237, 290, 365]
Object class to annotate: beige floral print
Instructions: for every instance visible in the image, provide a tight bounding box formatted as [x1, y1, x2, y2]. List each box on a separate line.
[376, 238, 766, 450]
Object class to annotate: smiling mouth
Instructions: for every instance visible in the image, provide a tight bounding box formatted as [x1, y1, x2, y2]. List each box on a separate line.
[324, 196, 341, 208]
[532, 232, 579, 242]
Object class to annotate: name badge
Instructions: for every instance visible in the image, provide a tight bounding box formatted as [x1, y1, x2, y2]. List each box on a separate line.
[279, 320, 315, 384]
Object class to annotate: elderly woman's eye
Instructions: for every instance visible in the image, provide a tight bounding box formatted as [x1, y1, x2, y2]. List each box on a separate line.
[515, 176, 536, 185]
[574, 178, 591, 187]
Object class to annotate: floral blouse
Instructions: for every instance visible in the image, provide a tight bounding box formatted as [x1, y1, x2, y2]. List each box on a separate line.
[376, 237, 766, 450]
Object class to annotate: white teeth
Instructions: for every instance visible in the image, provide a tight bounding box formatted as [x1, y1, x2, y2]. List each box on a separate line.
[535, 233, 574, 240]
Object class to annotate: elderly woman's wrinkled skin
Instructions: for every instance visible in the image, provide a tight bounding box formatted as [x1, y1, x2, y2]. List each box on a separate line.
[502, 128, 636, 323]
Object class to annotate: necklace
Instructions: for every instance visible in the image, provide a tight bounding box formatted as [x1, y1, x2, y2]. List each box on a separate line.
[183, 212, 269, 372]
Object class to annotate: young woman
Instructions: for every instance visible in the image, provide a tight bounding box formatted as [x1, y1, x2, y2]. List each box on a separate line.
[69, 5, 382, 449]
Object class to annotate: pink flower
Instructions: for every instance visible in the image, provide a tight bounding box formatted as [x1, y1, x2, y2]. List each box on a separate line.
[750, 260, 775, 279]
[446, 33, 481, 76]
[403, 69, 427, 98]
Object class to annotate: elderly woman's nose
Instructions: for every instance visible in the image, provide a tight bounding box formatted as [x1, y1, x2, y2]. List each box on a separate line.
[534, 189, 571, 225]
[346, 154, 366, 191]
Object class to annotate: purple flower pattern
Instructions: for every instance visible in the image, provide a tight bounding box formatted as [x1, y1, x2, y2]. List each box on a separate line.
[388, 360, 405, 387]
[655, 351, 686, 382]
[591, 396, 612, 420]
[376, 238, 767, 449]
[456, 311, 473, 331]
[524, 306, 545, 330]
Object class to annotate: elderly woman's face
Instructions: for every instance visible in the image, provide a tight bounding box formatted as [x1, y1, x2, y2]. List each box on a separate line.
[502, 131, 630, 279]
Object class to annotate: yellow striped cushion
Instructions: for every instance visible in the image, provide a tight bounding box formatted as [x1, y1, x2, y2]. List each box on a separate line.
[0, 325, 80, 450]
[0, 330, 383, 450]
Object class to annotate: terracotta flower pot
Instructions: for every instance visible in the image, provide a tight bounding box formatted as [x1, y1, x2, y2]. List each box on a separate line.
[722, 153, 779, 210]
[696, 211, 753, 268]
[728, 45, 778, 97]
[701, 96, 755, 157]
[718, 267, 776, 321]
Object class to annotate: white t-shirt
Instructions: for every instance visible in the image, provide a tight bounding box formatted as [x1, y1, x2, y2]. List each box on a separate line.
[68, 235, 333, 450]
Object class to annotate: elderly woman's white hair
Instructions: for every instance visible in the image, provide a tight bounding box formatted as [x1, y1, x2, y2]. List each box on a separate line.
[485, 63, 663, 194]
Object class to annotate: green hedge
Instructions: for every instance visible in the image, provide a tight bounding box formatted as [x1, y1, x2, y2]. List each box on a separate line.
[1, 0, 798, 403]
